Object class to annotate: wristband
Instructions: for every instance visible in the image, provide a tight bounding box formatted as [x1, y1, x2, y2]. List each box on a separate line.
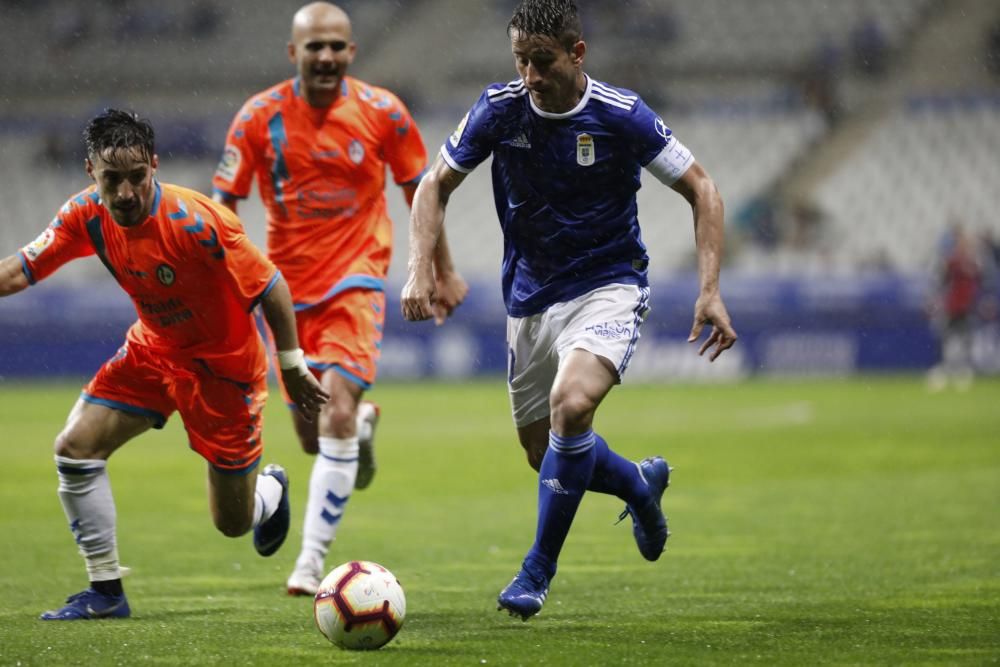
[277, 348, 308, 373]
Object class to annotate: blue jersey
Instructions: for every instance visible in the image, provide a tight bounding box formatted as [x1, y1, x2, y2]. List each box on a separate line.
[442, 75, 687, 317]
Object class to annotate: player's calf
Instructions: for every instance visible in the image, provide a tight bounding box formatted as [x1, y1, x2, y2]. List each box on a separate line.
[355, 401, 380, 490]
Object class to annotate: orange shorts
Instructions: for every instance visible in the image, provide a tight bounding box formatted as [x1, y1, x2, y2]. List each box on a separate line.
[83, 341, 268, 473]
[275, 288, 385, 405]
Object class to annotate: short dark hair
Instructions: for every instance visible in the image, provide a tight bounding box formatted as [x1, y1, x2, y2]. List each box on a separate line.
[508, 0, 583, 51]
[83, 108, 155, 163]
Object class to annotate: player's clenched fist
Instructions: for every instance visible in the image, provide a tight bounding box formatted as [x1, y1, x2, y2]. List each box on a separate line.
[400, 270, 436, 322]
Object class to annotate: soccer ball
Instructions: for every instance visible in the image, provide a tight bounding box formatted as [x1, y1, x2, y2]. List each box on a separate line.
[313, 560, 406, 650]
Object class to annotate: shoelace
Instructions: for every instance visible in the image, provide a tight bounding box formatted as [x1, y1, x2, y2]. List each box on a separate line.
[615, 506, 633, 525]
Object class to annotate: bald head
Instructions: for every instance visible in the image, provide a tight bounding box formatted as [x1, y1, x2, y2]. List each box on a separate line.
[288, 1, 356, 107]
[291, 2, 352, 42]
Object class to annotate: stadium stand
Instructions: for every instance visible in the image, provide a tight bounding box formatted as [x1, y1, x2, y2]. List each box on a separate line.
[2, 0, 999, 379]
[813, 95, 1000, 273]
[3, 0, 978, 282]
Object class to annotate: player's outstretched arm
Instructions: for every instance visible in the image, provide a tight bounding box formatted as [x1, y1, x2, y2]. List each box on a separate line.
[401, 156, 467, 322]
[670, 161, 738, 361]
[259, 275, 330, 420]
[0, 255, 29, 297]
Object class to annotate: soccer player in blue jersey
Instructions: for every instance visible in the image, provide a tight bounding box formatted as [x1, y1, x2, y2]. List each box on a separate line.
[401, 0, 738, 620]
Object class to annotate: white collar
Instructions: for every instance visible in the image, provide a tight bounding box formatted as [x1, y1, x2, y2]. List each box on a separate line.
[528, 74, 592, 119]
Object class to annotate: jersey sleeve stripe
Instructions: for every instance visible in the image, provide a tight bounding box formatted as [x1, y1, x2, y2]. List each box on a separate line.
[487, 80, 525, 99]
[590, 93, 634, 111]
[249, 270, 282, 312]
[440, 146, 473, 174]
[488, 89, 528, 103]
[591, 81, 638, 104]
[18, 251, 36, 285]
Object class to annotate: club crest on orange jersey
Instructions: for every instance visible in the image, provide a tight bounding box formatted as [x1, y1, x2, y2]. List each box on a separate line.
[348, 140, 365, 165]
[576, 133, 595, 166]
[156, 264, 176, 286]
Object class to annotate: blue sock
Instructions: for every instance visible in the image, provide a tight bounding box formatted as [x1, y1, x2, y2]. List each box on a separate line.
[524, 430, 597, 578]
[587, 433, 647, 505]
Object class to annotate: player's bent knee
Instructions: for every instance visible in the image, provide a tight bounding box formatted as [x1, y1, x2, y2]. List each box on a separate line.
[320, 399, 359, 438]
[53, 429, 101, 460]
[549, 392, 597, 432]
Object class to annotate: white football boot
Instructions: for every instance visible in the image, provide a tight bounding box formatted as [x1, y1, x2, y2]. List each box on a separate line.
[286, 552, 324, 597]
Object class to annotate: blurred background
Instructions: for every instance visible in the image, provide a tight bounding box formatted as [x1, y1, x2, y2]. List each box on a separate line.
[1, 0, 998, 384]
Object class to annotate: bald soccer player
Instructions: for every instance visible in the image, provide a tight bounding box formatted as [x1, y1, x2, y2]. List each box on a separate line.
[213, 2, 468, 595]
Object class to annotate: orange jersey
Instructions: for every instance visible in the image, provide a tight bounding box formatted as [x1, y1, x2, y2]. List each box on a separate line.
[212, 76, 427, 309]
[19, 182, 279, 383]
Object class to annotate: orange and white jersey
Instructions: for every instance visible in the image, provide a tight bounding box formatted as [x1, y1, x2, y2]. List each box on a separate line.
[19, 182, 278, 383]
[213, 76, 427, 309]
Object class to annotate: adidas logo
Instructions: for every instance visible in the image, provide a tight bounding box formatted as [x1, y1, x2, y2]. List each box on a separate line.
[510, 131, 531, 149]
[542, 478, 569, 495]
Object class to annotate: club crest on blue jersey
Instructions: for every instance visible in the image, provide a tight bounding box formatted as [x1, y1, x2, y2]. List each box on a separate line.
[576, 133, 595, 166]
[348, 140, 365, 165]
[156, 264, 176, 286]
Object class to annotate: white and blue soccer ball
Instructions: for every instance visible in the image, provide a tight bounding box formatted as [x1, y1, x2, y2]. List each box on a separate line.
[313, 560, 406, 650]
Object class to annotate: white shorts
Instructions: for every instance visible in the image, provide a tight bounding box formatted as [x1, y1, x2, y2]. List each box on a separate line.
[507, 283, 651, 427]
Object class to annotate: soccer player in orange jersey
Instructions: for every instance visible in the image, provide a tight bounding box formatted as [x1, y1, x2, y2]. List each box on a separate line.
[0, 109, 329, 620]
[212, 2, 468, 596]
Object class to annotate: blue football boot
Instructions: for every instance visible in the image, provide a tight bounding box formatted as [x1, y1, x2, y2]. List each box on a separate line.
[618, 456, 671, 561]
[40, 588, 131, 621]
[254, 463, 290, 557]
[497, 562, 551, 621]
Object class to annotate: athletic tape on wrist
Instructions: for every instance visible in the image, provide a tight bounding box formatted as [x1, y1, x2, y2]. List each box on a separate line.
[277, 348, 308, 374]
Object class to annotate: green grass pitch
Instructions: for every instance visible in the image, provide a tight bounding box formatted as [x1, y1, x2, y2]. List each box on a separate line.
[0, 377, 998, 665]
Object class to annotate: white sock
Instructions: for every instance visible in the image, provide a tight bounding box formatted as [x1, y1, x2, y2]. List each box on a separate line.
[252, 473, 283, 528]
[55, 455, 120, 582]
[299, 436, 358, 561]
